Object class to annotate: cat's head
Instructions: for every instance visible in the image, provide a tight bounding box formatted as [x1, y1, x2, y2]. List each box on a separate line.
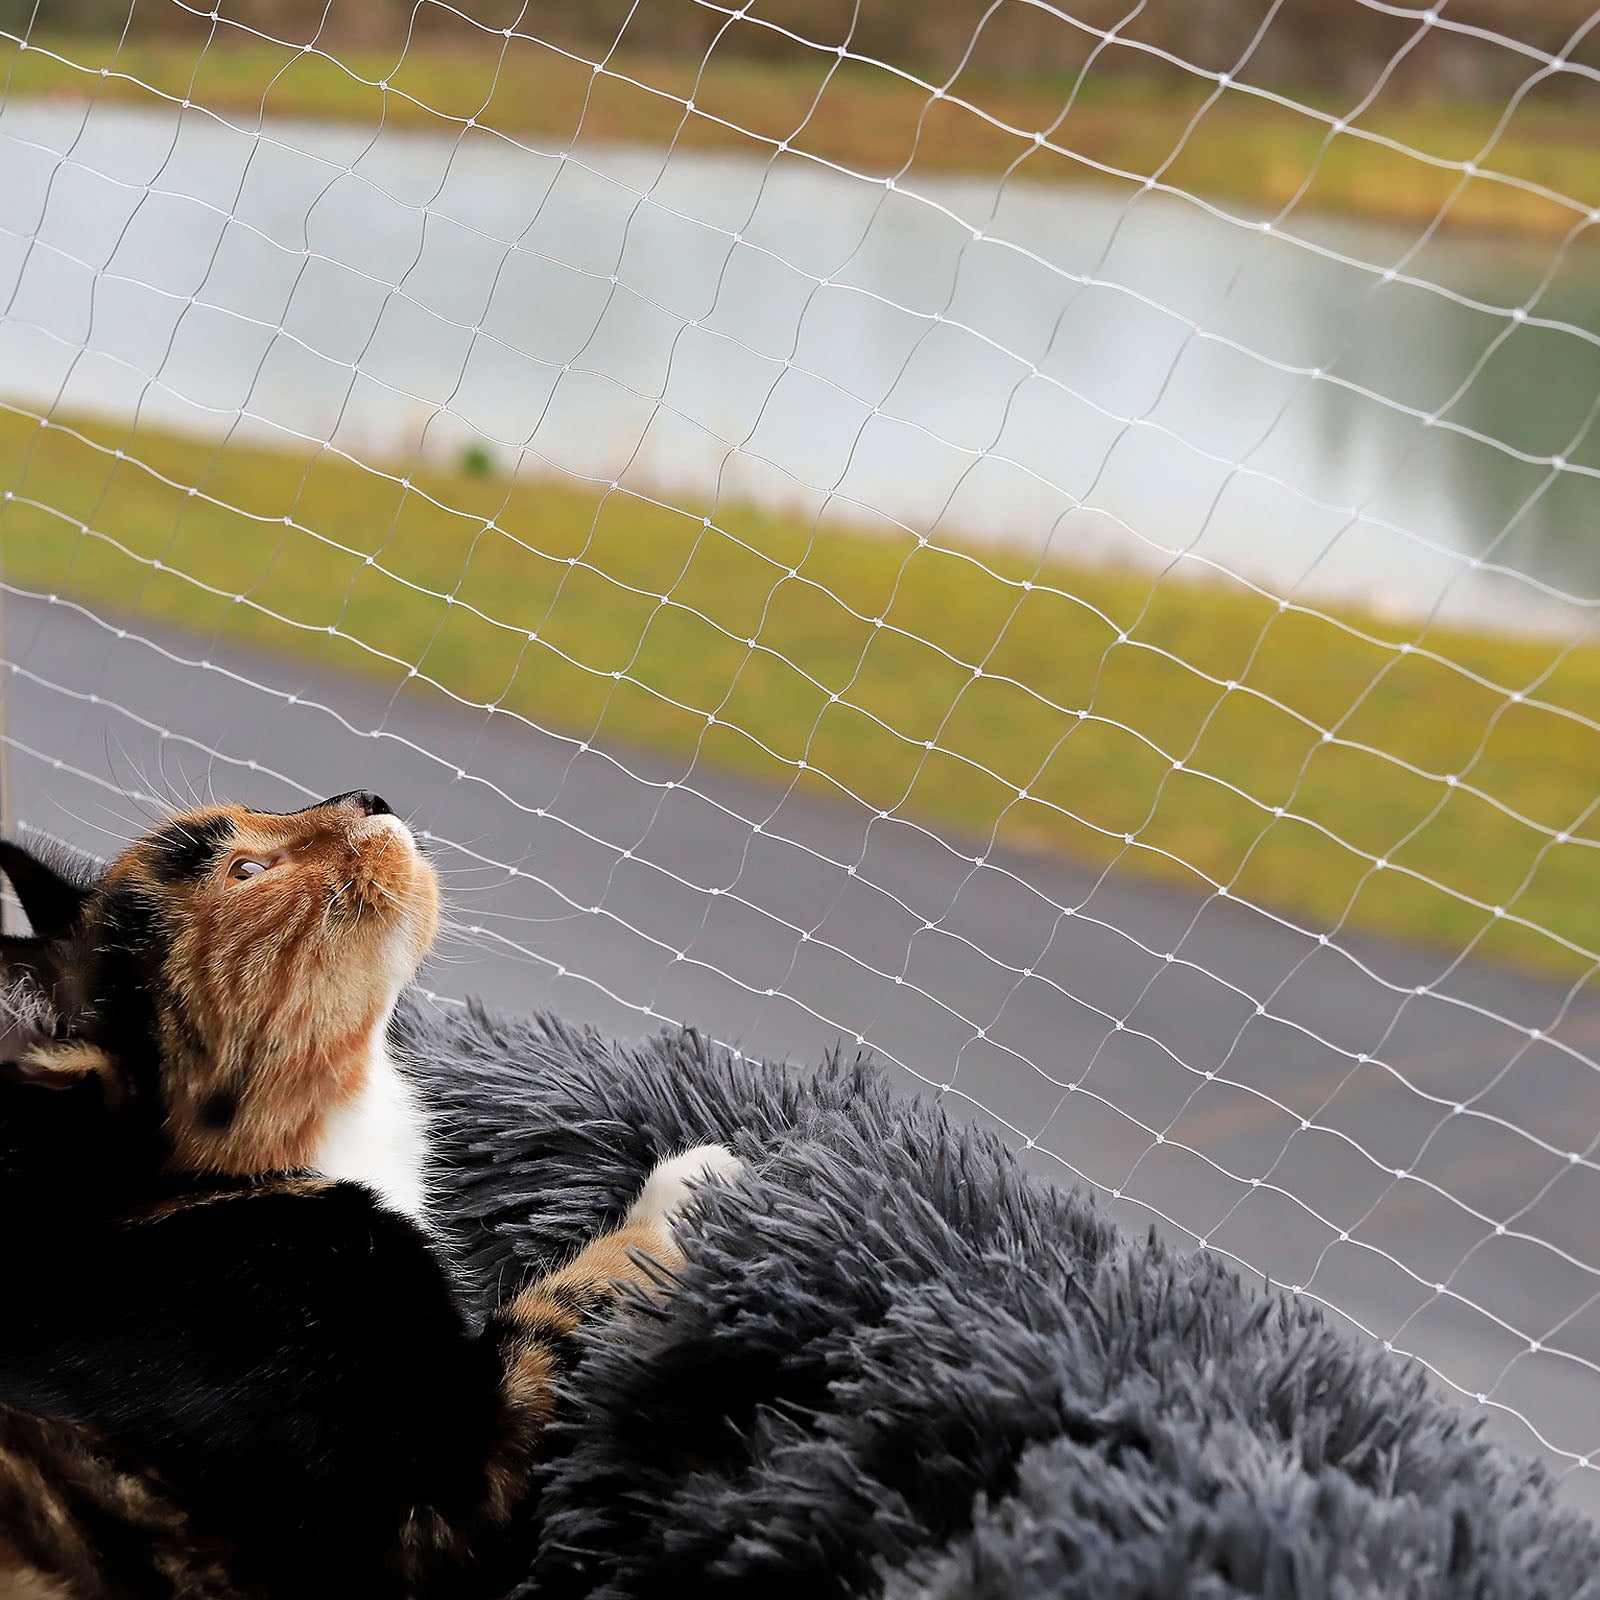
[0, 790, 438, 1179]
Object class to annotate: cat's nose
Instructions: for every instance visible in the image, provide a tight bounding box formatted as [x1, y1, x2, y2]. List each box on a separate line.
[323, 790, 392, 817]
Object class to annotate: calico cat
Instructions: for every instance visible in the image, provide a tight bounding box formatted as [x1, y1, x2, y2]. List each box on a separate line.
[0, 791, 741, 1599]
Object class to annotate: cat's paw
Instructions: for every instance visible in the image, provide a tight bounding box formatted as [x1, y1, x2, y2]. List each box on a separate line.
[626, 1143, 743, 1231]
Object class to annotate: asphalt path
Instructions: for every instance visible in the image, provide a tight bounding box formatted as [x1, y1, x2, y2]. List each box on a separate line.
[8, 588, 1600, 1512]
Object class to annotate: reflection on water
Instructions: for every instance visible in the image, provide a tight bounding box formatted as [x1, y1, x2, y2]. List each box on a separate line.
[2, 98, 1599, 635]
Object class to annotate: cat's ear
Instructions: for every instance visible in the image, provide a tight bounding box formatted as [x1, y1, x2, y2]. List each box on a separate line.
[0, 840, 92, 939]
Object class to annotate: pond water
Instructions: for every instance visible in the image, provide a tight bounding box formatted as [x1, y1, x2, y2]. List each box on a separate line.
[3, 97, 1599, 634]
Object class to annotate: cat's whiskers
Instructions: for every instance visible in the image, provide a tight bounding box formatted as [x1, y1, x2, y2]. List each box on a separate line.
[411, 946, 470, 970]
[365, 830, 399, 877]
[100, 735, 178, 830]
[171, 763, 210, 815]
[365, 873, 449, 933]
[155, 741, 194, 819]
[321, 877, 360, 938]
[41, 800, 133, 853]
[442, 904, 589, 929]
[34, 784, 149, 843]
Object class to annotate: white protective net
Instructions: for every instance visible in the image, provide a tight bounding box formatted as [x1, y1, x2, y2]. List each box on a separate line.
[5, 0, 1600, 1510]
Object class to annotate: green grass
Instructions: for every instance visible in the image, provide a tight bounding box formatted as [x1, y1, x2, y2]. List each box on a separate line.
[6, 33, 1600, 235]
[4, 405, 1600, 977]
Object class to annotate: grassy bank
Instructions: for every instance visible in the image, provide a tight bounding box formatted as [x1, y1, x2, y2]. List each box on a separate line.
[2, 405, 1599, 977]
[4, 33, 1599, 235]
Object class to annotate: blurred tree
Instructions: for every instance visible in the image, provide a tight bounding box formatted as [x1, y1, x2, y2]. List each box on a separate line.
[4, 0, 1597, 102]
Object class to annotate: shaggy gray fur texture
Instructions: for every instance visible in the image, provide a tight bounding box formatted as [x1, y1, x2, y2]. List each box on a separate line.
[396, 996, 1600, 1600]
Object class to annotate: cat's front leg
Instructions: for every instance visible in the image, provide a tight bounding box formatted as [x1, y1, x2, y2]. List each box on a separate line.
[398, 1145, 742, 1584]
[624, 1141, 746, 1247]
[490, 1141, 745, 1400]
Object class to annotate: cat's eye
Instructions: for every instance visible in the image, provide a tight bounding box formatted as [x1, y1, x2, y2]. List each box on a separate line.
[229, 858, 270, 882]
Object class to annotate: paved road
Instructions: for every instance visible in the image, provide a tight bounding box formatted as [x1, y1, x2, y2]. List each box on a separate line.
[8, 589, 1600, 1511]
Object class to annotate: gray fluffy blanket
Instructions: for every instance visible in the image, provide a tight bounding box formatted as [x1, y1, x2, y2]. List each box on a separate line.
[397, 996, 1600, 1600]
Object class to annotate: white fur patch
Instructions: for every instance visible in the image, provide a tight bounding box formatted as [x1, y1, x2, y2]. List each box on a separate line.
[312, 1038, 429, 1223]
[626, 1143, 743, 1233]
[0, 972, 55, 1060]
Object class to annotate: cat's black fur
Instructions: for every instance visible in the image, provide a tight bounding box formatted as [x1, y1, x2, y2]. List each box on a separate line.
[0, 801, 726, 1599]
[2, 1175, 517, 1598]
